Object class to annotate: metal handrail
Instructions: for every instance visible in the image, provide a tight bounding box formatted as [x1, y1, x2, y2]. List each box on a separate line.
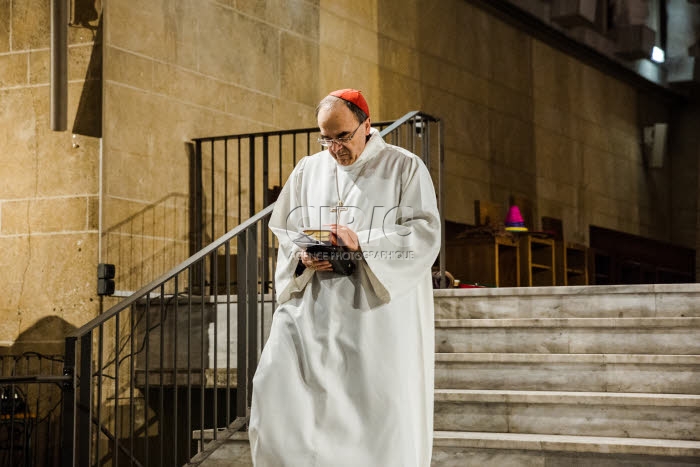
[61, 110, 445, 466]
[66, 204, 275, 338]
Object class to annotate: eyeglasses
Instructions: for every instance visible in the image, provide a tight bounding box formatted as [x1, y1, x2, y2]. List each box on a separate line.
[317, 120, 364, 148]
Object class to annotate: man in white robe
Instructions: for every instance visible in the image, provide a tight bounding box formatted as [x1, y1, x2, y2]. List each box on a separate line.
[249, 89, 441, 467]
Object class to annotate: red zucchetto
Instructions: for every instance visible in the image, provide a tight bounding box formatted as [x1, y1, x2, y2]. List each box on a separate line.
[329, 89, 370, 118]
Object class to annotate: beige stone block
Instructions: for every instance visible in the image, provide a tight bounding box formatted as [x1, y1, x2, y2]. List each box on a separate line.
[103, 84, 158, 156]
[104, 142, 190, 203]
[0, 236, 28, 341]
[104, 232, 171, 290]
[14, 233, 98, 334]
[107, 9, 169, 68]
[197, 5, 279, 94]
[320, 8, 378, 64]
[376, 0, 417, 48]
[320, 0, 375, 30]
[272, 98, 316, 129]
[0, 312, 18, 344]
[12, 0, 50, 50]
[102, 196, 143, 234]
[586, 190, 623, 219]
[28, 49, 49, 84]
[107, 1, 169, 61]
[416, 54, 442, 91]
[166, 0, 198, 70]
[280, 33, 320, 106]
[0, 52, 28, 87]
[492, 172, 537, 209]
[239, 0, 320, 39]
[444, 122, 488, 162]
[88, 195, 99, 230]
[420, 54, 489, 108]
[450, 69, 490, 108]
[532, 40, 572, 112]
[319, 46, 379, 112]
[0, 0, 9, 53]
[534, 105, 581, 145]
[444, 150, 489, 183]
[488, 111, 535, 173]
[104, 46, 153, 90]
[377, 72, 421, 120]
[608, 128, 638, 161]
[579, 120, 609, 153]
[444, 172, 489, 225]
[227, 86, 277, 124]
[533, 101, 564, 135]
[490, 19, 532, 95]
[378, 35, 419, 80]
[152, 62, 228, 112]
[29, 45, 94, 85]
[455, 1, 493, 79]
[537, 177, 578, 208]
[34, 84, 100, 196]
[612, 157, 641, 202]
[69, 44, 96, 81]
[102, 149, 152, 201]
[416, 1, 460, 65]
[0, 88, 38, 198]
[602, 79, 636, 133]
[534, 128, 582, 182]
[582, 147, 614, 196]
[488, 82, 533, 122]
[103, 194, 188, 244]
[1, 197, 89, 235]
[576, 65, 605, 124]
[421, 87, 489, 158]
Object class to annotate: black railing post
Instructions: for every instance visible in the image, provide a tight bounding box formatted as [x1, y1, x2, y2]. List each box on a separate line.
[236, 235, 248, 418]
[62, 336, 77, 467]
[249, 136, 256, 218]
[191, 140, 203, 256]
[246, 225, 258, 407]
[263, 134, 269, 209]
[438, 120, 446, 288]
[79, 332, 93, 467]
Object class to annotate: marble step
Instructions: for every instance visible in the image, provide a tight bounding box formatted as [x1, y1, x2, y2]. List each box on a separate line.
[434, 284, 700, 320]
[435, 317, 700, 354]
[434, 389, 700, 440]
[435, 353, 700, 394]
[432, 431, 700, 466]
[195, 431, 700, 467]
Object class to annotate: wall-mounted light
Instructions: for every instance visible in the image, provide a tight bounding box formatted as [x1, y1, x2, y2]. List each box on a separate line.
[651, 46, 665, 63]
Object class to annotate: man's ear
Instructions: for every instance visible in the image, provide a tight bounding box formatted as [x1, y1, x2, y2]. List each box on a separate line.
[364, 118, 371, 135]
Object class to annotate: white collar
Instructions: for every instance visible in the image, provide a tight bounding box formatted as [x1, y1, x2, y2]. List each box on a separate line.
[336, 128, 385, 173]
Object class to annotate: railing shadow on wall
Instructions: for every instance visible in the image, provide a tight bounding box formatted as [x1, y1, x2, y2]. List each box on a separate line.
[104, 193, 191, 292]
[60, 111, 444, 466]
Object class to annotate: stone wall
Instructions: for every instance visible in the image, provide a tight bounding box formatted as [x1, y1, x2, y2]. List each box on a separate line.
[0, 0, 101, 352]
[0, 0, 697, 348]
[101, 0, 323, 291]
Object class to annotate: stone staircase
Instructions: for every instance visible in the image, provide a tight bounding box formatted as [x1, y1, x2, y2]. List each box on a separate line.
[199, 284, 700, 466]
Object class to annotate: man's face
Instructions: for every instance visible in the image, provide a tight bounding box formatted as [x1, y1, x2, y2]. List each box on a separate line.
[317, 102, 370, 166]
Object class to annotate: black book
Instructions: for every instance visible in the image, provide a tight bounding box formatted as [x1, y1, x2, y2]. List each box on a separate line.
[293, 231, 356, 276]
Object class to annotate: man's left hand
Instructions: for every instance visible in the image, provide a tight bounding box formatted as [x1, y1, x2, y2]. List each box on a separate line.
[326, 224, 360, 251]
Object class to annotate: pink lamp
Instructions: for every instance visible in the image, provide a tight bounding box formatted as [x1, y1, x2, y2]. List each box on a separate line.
[504, 205, 528, 232]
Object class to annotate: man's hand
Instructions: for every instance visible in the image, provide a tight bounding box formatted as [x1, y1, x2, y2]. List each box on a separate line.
[326, 224, 360, 251]
[301, 251, 333, 272]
